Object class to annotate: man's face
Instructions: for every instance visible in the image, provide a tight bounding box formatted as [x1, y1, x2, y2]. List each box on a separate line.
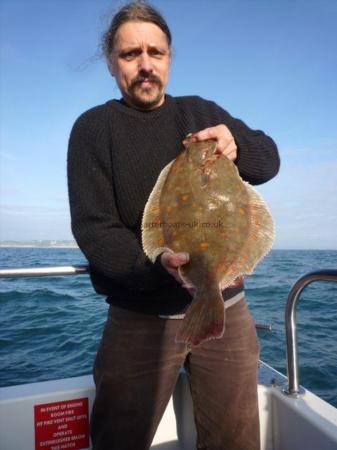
[109, 21, 171, 110]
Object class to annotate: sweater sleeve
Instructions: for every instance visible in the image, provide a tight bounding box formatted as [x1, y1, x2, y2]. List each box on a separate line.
[67, 110, 174, 291]
[204, 99, 280, 185]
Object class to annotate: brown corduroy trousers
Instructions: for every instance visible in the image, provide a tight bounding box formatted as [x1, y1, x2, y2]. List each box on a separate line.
[91, 298, 260, 450]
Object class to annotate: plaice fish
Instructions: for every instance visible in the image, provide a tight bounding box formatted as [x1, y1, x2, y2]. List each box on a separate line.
[142, 135, 274, 347]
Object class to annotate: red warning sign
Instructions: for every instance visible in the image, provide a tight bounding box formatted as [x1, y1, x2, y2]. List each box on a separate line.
[34, 398, 89, 450]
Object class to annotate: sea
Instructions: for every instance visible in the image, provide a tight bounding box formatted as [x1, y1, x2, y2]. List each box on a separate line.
[0, 247, 336, 407]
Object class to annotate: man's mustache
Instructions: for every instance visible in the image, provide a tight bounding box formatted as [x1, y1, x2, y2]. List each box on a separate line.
[130, 73, 162, 89]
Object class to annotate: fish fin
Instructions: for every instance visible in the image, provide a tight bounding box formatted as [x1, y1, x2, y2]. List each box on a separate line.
[141, 160, 174, 262]
[176, 288, 225, 347]
[219, 182, 274, 289]
[238, 182, 275, 272]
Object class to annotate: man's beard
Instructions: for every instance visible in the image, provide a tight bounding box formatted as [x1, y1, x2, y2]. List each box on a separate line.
[128, 74, 164, 110]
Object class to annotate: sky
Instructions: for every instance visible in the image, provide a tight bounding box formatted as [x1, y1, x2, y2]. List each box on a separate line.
[0, 0, 336, 249]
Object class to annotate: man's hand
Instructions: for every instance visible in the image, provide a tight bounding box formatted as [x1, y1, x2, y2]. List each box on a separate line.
[160, 251, 196, 295]
[191, 124, 237, 161]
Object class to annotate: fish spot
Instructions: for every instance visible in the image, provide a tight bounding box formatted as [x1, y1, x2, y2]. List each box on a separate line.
[239, 208, 245, 215]
[235, 227, 240, 233]
[152, 216, 161, 224]
[171, 231, 177, 237]
[166, 206, 173, 212]
[157, 238, 164, 246]
[180, 194, 189, 202]
[200, 242, 209, 249]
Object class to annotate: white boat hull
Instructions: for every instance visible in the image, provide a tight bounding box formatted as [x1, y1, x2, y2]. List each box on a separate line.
[1, 362, 336, 450]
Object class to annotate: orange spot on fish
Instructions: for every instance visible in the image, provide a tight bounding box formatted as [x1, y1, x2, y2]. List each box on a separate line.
[171, 231, 177, 237]
[239, 208, 245, 215]
[166, 206, 172, 212]
[181, 194, 189, 202]
[200, 242, 209, 249]
[157, 238, 164, 246]
[151, 206, 159, 212]
[235, 227, 240, 233]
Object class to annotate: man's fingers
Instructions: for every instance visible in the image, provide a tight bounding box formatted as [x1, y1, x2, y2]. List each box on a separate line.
[192, 124, 231, 142]
[192, 125, 237, 161]
[192, 127, 216, 142]
[161, 252, 189, 269]
[226, 149, 237, 161]
[217, 140, 237, 160]
[159, 252, 196, 294]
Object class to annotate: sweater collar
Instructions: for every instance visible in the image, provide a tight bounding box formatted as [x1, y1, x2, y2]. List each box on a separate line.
[106, 94, 174, 119]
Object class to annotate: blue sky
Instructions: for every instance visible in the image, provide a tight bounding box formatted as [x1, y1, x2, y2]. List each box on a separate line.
[1, 0, 336, 249]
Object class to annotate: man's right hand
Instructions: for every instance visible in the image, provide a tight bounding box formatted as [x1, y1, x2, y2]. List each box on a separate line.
[160, 252, 196, 295]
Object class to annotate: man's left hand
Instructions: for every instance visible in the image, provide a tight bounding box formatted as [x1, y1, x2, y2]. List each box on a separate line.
[191, 124, 237, 161]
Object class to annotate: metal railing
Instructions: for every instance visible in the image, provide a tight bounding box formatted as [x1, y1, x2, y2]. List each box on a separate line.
[284, 269, 337, 396]
[0, 265, 88, 278]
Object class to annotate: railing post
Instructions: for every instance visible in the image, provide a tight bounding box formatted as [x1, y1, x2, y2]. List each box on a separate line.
[284, 269, 337, 396]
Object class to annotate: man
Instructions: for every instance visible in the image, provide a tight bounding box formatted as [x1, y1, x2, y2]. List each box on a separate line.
[67, 2, 280, 449]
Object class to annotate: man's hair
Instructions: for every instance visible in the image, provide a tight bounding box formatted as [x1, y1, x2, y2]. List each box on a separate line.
[102, 1, 172, 59]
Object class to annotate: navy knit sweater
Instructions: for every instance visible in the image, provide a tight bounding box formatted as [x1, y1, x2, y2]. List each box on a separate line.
[67, 95, 280, 315]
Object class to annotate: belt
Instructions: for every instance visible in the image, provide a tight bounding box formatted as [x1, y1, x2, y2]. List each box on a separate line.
[158, 291, 245, 320]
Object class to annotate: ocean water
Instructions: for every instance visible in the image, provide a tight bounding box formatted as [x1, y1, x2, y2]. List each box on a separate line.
[0, 248, 336, 407]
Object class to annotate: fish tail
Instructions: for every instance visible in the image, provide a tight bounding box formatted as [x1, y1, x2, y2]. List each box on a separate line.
[175, 289, 225, 347]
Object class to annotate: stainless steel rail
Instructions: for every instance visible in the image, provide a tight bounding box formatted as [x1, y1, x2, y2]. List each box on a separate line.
[0, 265, 89, 278]
[284, 269, 337, 396]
